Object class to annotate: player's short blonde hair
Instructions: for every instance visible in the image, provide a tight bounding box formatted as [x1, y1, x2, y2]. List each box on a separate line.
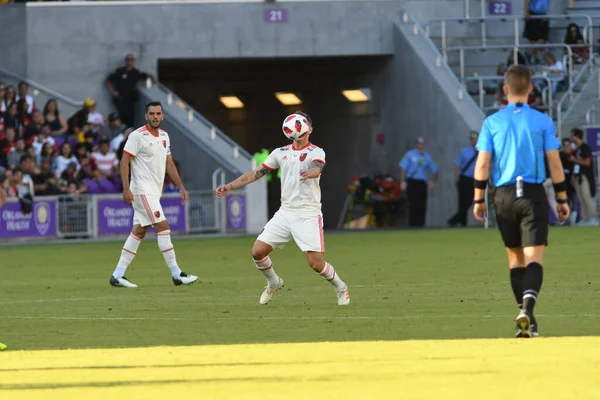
[504, 65, 532, 96]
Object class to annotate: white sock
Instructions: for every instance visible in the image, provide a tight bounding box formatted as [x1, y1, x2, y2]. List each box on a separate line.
[319, 262, 346, 290]
[113, 233, 142, 278]
[157, 230, 182, 278]
[253, 256, 280, 286]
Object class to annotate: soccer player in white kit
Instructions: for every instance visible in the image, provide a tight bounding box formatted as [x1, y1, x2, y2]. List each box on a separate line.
[216, 112, 350, 305]
[109, 102, 198, 288]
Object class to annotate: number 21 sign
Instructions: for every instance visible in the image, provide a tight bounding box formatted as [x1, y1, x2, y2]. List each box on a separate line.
[264, 9, 288, 23]
[489, 1, 512, 15]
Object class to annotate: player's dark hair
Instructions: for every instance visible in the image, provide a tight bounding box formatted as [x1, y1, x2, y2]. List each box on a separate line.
[504, 65, 533, 96]
[295, 111, 312, 126]
[145, 101, 163, 112]
[571, 128, 584, 139]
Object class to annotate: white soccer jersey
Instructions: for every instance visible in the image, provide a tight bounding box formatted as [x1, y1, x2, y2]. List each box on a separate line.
[263, 142, 326, 213]
[123, 125, 171, 197]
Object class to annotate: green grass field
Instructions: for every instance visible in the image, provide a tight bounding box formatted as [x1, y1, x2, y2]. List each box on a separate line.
[1, 228, 599, 399]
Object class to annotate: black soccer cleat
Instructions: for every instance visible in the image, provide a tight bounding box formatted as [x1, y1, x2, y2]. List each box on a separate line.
[172, 272, 199, 286]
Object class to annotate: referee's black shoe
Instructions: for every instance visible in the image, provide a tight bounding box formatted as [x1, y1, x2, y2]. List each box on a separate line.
[515, 310, 533, 338]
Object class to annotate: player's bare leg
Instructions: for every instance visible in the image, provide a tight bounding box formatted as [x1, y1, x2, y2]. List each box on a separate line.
[306, 252, 349, 305]
[154, 220, 198, 286]
[110, 224, 149, 288]
[252, 240, 284, 304]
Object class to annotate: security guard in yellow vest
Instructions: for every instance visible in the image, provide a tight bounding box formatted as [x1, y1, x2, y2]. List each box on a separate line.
[253, 147, 281, 181]
[254, 145, 280, 217]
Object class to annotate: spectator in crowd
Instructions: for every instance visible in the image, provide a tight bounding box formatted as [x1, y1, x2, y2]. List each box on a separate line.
[3, 102, 22, 134]
[102, 112, 127, 141]
[560, 137, 576, 224]
[111, 126, 132, 154]
[3, 86, 17, 113]
[6, 138, 25, 170]
[16, 99, 31, 129]
[59, 162, 86, 195]
[43, 99, 68, 137]
[31, 124, 56, 156]
[37, 141, 56, 165]
[542, 52, 565, 95]
[32, 159, 61, 196]
[523, 0, 550, 64]
[564, 23, 589, 65]
[87, 101, 105, 133]
[16, 81, 35, 114]
[24, 109, 45, 143]
[105, 54, 156, 127]
[76, 143, 99, 179]
[570, 128, 598, 226]
[448, 131, 479, 228]
[1, 127, 16, 166]
[68, 98, 95, 135]
[92, 138, 118, 179]
[55, 142, 80, 178]
[83, 129, 98, 152]
[0, 82, 6, 117]
[399, 137, 438, 227]
[18, 154, 35, 190]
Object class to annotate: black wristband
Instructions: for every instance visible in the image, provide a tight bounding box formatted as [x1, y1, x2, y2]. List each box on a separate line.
[556, 198, 568, 204]
[474, 179, 488, 189]
[474, 199, 485, 204]
[553, 181, 566, 194]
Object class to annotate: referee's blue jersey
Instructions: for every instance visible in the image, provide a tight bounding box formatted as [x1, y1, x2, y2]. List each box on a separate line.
[477, 103, 560, 187]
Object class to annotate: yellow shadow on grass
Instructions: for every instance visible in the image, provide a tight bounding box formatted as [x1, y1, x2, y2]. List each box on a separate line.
[0, 337, 599, 399]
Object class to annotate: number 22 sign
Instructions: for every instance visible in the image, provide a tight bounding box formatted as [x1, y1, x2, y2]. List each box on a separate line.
[264, 8, 288, 23]
[489, 1, 512, 15]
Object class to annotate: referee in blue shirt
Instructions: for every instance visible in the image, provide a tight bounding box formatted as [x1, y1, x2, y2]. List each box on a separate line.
[399, 137, 438, 227]
[448, 131, 479, 227]
[473, 66, 570, 338]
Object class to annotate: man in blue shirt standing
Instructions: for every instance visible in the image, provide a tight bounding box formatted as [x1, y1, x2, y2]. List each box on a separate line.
[448, 131, 479, 227]
[399, 137, 438, 227]
[473, 66, 570, 338]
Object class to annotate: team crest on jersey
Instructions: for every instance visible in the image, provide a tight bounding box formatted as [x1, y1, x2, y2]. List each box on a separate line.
[300, 153, 307, 162]
[155, 211, 161, 218]
[163, 140, 167, 148]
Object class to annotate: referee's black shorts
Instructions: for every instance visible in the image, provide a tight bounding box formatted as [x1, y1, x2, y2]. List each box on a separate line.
[493, 183, 549, 248]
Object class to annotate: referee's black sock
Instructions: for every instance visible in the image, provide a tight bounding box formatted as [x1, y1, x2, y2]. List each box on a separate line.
[509, 267, 526, 309]
[522, 262, 544, 316]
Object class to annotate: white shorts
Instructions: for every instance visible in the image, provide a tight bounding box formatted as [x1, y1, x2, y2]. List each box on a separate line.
[257, 209, 325, 253]
[132, 194, 166, 227]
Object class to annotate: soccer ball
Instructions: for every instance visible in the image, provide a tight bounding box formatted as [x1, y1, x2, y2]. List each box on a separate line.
[282, 114, 310, 141]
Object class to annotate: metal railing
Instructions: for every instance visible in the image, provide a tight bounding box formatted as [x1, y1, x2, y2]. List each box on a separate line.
[399, 11, 482, 114]
[585, 107, 600, 125]
[444, 44, 576, 91]
[464, 0, 486, 19]
[465, 75, 553, 117]
[556, 55, 599, 137]
[425, 14, 594, 58]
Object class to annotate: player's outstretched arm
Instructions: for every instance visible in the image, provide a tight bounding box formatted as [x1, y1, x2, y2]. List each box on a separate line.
[546, 149, 570, 222]
[300, 160, 324, 182]
[0, 187, 6, 208]
[215, 165, 270, 199]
